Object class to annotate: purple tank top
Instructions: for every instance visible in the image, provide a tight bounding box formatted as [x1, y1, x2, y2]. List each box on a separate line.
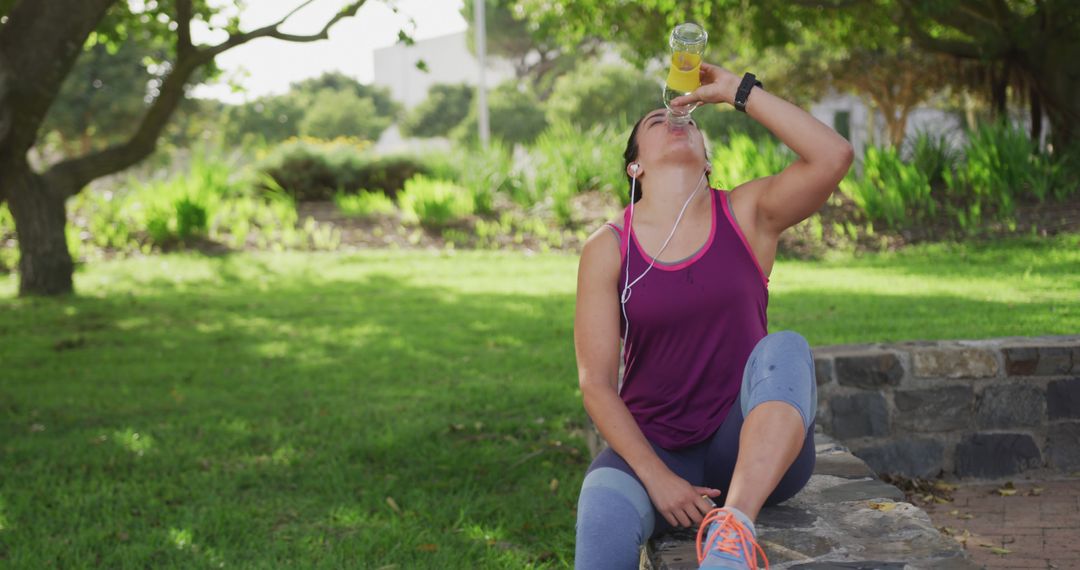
[609, 188, 769, 449]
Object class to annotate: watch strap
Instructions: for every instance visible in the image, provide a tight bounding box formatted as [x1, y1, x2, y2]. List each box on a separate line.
[734, 72, 762, 113]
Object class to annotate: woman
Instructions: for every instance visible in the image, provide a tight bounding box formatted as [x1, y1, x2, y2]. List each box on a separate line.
[573, 62, 853, 570]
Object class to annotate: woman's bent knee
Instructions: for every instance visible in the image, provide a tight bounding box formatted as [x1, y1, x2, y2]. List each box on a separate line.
[741, 331, 817, 429]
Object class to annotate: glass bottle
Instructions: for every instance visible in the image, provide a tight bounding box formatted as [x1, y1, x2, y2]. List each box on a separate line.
[663, 22, 707, 127]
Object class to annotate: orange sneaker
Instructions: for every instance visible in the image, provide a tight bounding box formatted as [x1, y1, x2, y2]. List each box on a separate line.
[695, 508, 769, 569]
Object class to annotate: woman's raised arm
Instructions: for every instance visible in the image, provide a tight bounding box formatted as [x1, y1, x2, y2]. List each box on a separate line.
[673, 63, 854, 235]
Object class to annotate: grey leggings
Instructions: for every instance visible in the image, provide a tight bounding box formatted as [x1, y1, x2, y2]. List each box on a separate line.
[575, 331, 818, 570]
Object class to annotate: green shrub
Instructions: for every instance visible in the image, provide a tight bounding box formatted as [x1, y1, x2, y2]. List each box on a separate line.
[258, 138, 434, 201]
[840, 145, 931, 230]
[355, 155, 436, 199]
[943, 121, 1069, 230]
[840, 121, 1076, 235]
[0, 203, 14, 240]
[709, 132, 794, 190]
[259, 138, 368, 201]
[907, 131, 958, 188]
[442, 142, 525, 216]
[130, 153, 241, 245]
[0, 204, 15, 272]
[334, 190, 397, 217]
[175, 197, 208, 240]
[397, 176, 475, 227]
[64, 147, 303, 252]
[527, 121, 626, 218]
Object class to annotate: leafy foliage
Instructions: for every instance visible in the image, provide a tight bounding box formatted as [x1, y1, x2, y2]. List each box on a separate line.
[299, 89, 390, 141]
[258, 138, 438, 202]
[397, 176, 476, 227]
[544, 64, 659, 130]
[841, 145, 932, 229]
[452, 81, 548, 146]
[400, 83, 474, 138]
[224, 73, 398, 146]
[334, 190, 397, 218]
[842, 121, 1078, 235]
[39, 36, 158, 156]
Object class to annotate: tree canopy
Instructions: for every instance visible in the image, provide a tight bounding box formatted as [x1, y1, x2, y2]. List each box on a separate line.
[513, 0, 1080, 149]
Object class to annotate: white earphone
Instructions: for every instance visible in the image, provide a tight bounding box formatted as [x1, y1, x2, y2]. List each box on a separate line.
[618, 165, 709, 388]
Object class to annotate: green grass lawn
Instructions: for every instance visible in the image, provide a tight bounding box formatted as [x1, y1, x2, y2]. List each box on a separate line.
[1, 234, 1077, 568]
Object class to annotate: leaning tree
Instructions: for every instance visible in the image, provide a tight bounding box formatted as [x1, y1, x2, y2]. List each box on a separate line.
[0, 0, 374, 296]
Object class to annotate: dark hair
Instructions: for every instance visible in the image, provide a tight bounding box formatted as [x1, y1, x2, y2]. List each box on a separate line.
[623, 115, 648, 204]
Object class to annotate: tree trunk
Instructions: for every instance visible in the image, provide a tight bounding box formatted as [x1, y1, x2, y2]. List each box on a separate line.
[990, 62, 1008, 120]
[1035, 51, 1080, 153]
[1029, 84, 1043, 146]
[3, 159, 74, 296]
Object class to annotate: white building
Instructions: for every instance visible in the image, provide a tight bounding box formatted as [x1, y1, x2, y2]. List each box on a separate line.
[373, 31, 514, 110]
[810, 93, 963, 160]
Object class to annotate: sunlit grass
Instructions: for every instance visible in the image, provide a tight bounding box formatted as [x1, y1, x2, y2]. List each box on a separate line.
[1, 234, 1077, 567]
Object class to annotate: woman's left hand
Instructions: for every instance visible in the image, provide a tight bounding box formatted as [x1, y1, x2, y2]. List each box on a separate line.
[670, 63, 741, 108]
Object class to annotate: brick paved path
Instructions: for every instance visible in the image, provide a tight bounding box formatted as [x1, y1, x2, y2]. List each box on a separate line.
[920, 476, 1080, 569]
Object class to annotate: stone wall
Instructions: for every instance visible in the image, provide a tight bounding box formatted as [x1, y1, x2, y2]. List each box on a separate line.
[813, 335, 1080, 479]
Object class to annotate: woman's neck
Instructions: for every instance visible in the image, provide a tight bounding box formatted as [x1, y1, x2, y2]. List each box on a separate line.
[637, 165, 711, 222]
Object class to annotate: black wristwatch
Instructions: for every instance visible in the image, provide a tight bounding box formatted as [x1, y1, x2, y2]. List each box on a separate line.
[733, 73, 762, 113]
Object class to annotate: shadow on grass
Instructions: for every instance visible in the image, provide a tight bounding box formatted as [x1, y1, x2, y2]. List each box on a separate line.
[1, 269, 584, 568]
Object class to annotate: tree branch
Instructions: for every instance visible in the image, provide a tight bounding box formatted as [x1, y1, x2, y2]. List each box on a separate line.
[895, 2, 995, 60]
[957, 0, 1003, 29]
[42, 0, 366, 194]
[176, 0, 194, 59]
[204, 0, 364, 60]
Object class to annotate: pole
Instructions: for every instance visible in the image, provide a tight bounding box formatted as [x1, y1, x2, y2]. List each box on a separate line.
[474, 0, 490, 147]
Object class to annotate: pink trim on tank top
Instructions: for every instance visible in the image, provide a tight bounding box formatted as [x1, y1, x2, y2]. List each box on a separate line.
[625, 188, 717, 272]
[720, 189, 770, 287]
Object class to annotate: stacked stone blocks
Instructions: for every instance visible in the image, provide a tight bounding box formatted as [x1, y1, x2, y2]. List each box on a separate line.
[813, 335, 1080, 479]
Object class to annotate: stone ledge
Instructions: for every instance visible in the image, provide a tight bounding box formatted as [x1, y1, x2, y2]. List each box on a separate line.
[642, 434, 977, 569]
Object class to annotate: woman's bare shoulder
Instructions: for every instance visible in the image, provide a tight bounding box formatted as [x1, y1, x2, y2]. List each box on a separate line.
[579, 221, 623, 275]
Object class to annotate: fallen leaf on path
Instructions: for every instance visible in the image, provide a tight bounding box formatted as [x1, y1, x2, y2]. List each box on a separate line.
[868, 501, 896, 511]
[1027, 486, 1044, 496]
[933, 481, 956, 492]
[989, 546, 1012, 556]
